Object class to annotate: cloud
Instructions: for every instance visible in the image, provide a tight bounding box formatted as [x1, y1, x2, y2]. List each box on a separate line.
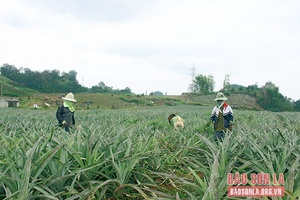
[0, 0, 299, 100]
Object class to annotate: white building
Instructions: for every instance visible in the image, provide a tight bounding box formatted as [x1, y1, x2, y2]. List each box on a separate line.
[0, 97, 20, 107]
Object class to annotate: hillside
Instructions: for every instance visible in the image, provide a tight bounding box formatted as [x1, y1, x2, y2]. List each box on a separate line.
[0, 75, 39, 96]
[18, 92, 263, 110]
[0, 74, 262, 110]
[181, 93, 263, 110]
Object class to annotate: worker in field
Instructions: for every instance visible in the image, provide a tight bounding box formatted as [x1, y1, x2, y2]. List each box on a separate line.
[210, 92, 234, 142]
[168, 114, 184, 130]
[56, 93, 77, 132]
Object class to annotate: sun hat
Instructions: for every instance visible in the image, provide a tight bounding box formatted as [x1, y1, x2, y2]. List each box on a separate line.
[62, 93, 77, 102]
[214, 92, 228, 101]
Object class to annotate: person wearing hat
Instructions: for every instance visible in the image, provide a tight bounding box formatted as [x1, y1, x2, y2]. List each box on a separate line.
[210, 92, 234, 142]
[168, 114, 184, 130]
[56, 93, 77, 132]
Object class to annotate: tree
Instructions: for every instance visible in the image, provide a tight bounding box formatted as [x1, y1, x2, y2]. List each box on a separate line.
[90, 81, 112, 93]
[119, 87, 132, 94]
[98, 81, 107, 90]
[258, 81, 293, 111]
[150, 91, 164, 96]
[0, 63, 20, 80]
[188, 83, 196, 93]
[60, 70, 83, 92]
[0, 63, 87, 93]
[193, 74, 214, 94]
[294, 100, 300, 111]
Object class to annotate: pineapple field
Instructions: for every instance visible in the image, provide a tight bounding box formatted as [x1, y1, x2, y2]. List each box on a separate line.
[0, 105, 299, 200]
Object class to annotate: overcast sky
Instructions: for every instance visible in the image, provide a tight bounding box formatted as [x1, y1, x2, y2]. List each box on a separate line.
[1, 0, 299, 100]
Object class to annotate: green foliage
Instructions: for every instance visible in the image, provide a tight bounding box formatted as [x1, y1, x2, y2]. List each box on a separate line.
[0, 106, 299, 199]
[294, 100, 300, 111]
[1, 63, 298, 112]
[0, 64, 133, 95]
[0, 63, 86, 93]
[257, 82, 283, 111]
[150, 91, 164, 96]
[193, 74, 215, 94]
[0, 75, 39, 96]
[118, 96, 143, 105]
[224, 82, 295, 112]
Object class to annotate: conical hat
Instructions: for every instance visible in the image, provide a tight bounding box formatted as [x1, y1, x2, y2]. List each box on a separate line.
[214, 92, 228, 101]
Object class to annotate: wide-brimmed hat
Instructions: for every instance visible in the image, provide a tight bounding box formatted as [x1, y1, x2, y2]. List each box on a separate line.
[62, 93, 77, 102]
[214, 92, 228, 101]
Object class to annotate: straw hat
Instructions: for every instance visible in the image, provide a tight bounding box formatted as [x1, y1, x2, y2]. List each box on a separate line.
[62, 93, 77, 102]
[214, 92, 228, 101]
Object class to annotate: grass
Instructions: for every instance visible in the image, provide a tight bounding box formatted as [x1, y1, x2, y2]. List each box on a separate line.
[0, 75, 39, 97]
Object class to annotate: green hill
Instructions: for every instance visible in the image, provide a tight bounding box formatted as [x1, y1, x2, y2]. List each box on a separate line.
[0, 75, 262, 110]
[0, 75, 39, 97]
[181, 93, 263, 110]
[18, 92, 263, 110]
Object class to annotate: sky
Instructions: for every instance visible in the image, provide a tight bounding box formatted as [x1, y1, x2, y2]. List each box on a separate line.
[0, 0, 299, 100]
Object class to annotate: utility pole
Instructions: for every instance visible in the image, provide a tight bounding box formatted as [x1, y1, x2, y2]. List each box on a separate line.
[188, 63, 196, 92]
[191, 63, 195, 80]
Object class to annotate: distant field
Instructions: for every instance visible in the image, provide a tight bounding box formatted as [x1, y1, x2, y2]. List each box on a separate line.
[18, 93, 262, 111]
[0, 105, 299, 199]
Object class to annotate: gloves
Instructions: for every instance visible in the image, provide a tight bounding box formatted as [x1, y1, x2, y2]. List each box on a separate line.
[62, 120, 67, 125]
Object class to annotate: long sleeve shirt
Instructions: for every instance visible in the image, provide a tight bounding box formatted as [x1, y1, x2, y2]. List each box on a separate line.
[210, 103, 233, 132]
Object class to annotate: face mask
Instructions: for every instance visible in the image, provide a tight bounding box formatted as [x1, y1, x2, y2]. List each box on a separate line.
[217, 100, 224, 108]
